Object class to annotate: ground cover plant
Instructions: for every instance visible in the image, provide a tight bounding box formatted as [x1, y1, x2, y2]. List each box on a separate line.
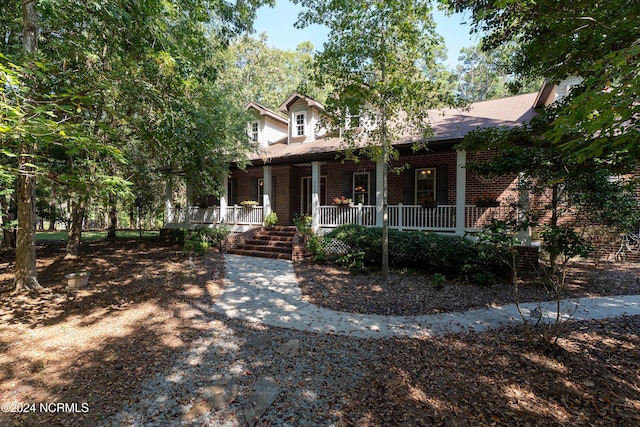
[0, 237, 638, 426]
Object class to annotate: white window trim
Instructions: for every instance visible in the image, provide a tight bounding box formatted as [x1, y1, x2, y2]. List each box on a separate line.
[294, 112, 306, 137]
[415, 168, 437, 204]
[353, 172, 370, 205]
[250, 121, 259, 144]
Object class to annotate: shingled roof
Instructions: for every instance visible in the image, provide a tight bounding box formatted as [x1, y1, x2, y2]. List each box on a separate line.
[246, 91, 542, 165]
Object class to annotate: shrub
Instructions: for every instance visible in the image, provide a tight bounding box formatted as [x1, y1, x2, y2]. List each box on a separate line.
[264, 211, 279, 226]
[325, 224, 510, 280]
[182, 225, 230, 257]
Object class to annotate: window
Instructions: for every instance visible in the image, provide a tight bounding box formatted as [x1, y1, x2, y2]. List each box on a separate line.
[295, 112, 305, 136]
[415, 168, 436, 205]
[250, 121, 259, 143]
[353, 172, 370, 204]
[227, 179, 237, 205]
[258, 178, 264, 205]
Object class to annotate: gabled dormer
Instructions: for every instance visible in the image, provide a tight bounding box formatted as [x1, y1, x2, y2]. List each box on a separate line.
[533, 76, 584, 108]
[279, 93, 326, 144]
[246, 102, 288, 148]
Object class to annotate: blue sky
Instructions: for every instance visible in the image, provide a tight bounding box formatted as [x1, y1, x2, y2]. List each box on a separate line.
[252, 1, 480, 69]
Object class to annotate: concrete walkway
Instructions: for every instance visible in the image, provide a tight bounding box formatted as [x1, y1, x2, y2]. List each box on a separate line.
[213, 254, 640, 339]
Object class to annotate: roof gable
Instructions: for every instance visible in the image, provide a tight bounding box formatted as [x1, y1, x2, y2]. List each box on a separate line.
[246, 102, 288, 125]
[279, 92, 325, 113]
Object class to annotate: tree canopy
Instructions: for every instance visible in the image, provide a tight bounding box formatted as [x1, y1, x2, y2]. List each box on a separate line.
[1, 0, 271, 289]
[442, 0, 640, 165]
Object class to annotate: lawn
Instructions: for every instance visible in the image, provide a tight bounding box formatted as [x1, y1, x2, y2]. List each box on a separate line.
[34, 230, 160, 242]
[0, 239, 639, 426]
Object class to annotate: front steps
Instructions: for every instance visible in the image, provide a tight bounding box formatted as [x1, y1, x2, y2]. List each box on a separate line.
[226, 226, 298, 260]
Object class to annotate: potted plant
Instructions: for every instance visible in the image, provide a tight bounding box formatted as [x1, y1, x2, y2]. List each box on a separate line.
[240, 200, 259, 208]
[474, 193, 500, 207]
[332, 196, 353, 206]
[418, 196, 438, 209]
[264, 211, 278, 227]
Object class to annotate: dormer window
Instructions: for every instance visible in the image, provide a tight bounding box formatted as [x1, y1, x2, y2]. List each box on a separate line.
[295, 112, 305, 137]
[250, 121, 259, 143]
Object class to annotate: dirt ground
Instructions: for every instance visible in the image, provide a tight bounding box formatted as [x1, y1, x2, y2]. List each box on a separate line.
[1, 240, 639, 426]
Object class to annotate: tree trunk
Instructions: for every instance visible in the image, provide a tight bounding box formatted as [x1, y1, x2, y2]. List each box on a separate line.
[15, 143, 41, 290]
[14, 0, 41, 291]
[65, 198, 85, 259]
[107, 196, 117, 239]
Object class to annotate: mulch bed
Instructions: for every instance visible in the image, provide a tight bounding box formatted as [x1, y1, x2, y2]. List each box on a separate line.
[1, 240, 639, 426]
[295, 261, 640, 316]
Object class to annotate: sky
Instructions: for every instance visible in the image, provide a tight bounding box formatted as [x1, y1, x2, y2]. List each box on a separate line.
[252, 1, 480, 69]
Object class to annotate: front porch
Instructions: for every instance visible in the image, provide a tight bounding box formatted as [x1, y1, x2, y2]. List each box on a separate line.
[164, 203, 516, 234]
[163, 149, 531, 239]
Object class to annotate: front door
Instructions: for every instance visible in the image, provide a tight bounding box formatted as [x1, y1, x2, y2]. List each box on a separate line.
[301, 176, 327, 215]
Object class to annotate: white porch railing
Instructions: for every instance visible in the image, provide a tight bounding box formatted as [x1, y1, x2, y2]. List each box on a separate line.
[319, 204, 377, 228]
[318, 204, 513, 232]
[388, 204, 455, 231]
[168, 206, 264, 226]
[225, 205, 264, 225]
[167, 204, 513, 232]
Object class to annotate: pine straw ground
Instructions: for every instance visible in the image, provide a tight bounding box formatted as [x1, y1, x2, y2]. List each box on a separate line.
[0, 239, 639, 426]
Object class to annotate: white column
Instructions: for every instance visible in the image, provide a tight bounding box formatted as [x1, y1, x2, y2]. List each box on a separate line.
[311, 161, 320, 231]
[263, 165, 272, 219]
[455, 150, 466, 235]
[219, 175, 228, 224]
[376, 159, 384, 227]
[164, 178, 173, 224]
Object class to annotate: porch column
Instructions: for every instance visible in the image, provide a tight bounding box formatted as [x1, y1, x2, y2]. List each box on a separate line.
[376, 159, 384, 226]
[455, 150, 466, 235]
[219, 175, 228, 224]
[164, 178, 173, 224]
[311, 161, 320, 231]
[263, 165, 272, 218]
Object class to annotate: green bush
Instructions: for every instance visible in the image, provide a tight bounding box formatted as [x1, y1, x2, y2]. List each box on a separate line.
[325, 224, 510, 281]
[264, 211, 279, 227]
[181, 225, 230, 257]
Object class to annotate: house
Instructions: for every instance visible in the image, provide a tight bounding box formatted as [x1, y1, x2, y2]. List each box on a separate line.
[164, 80, 573, 238]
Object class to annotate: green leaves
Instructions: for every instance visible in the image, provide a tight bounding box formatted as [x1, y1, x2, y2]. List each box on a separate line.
[443, 0, 640, 167]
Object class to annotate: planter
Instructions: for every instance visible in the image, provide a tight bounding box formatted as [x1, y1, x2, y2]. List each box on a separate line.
[475, 201, 500, 208]
[421, 202, 438, 209]
[65, 272, 89, 289]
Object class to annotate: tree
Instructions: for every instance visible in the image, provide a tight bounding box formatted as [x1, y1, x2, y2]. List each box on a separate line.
[442, 0, 640, 166]
[294, 0, 458, 282]
[216, 34, 328, 111]
[460, 114, 639, 343]
[13, 0, 43, 290]
[3, 0, 273, 288]
[456, 42, 542, 102]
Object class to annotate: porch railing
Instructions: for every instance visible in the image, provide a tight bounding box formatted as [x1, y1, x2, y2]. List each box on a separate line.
[319, 204, 377, 227]
[168, 205, 264, 226]
[388, 204, 455, 231]
[225, 205, 264, 225]
[318, 204, 513, 232]
[167, 204, 513, 232]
